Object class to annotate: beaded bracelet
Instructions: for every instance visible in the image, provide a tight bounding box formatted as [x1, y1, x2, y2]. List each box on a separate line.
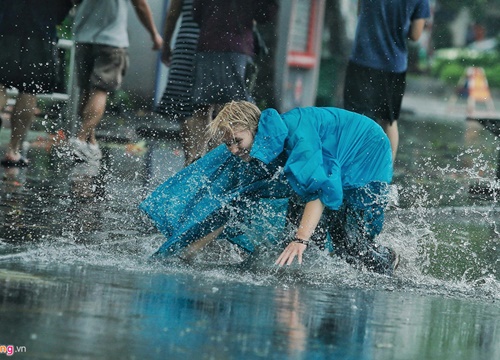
[293, 238, 309, 246]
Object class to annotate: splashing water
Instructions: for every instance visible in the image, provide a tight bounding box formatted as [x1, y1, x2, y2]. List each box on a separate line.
[2, 116, 500, 359]
[1, 119, 499, 301]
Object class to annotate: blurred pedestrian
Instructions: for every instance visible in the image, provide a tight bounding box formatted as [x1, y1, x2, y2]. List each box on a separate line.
[0, 0, 73, 167]
[156, 0, 200, 167]
[70, 0, 163, 163]
[183, 0, 278, 165]
[343, 0, 430, 161]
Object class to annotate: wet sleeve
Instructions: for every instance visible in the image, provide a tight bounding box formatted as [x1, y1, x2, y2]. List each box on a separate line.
[285, 131, 343, 210]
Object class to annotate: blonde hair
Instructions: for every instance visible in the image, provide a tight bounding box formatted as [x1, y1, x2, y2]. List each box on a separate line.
[207, 101, 261, 143]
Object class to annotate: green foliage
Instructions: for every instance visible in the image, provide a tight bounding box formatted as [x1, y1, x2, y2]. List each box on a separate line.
[107, 90, 132, 114]
[57, 16, 74, 40]
[431, 47, 500, 88]
[438, 63, 465, 85]
[484, 64, 500, 86]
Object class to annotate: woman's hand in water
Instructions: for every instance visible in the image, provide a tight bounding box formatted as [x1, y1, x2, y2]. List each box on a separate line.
[276, 200, 322, 266]
[275, 240, 308, 266]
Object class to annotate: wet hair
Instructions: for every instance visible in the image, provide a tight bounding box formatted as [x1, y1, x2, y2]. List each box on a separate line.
[207, 101, 261, 143]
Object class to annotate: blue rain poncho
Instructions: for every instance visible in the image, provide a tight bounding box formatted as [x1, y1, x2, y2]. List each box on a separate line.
[251, 107, 393, 209]
[140, 107, 392, 256]
[140, 145, 292, 256]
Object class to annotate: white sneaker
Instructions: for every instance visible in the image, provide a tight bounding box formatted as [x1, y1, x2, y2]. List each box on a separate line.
[88, 143, 102, 160]
[69, 138, 92, 162]
[387, 184, 400, 208]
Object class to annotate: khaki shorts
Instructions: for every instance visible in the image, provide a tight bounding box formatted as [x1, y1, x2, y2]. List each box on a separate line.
[75, 43, 129, 92]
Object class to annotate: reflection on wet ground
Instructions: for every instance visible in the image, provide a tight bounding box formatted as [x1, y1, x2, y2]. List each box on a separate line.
[2, 261, 499, 360]
[0, 113, 499, 359]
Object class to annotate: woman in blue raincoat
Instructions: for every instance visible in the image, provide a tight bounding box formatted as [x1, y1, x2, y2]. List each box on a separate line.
[140, 101, 398, 275]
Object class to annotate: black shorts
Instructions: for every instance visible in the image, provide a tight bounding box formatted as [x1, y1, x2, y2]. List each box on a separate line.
[343, 61, 406, 124]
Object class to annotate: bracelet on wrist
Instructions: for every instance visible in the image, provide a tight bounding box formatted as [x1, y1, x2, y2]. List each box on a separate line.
[293, 238, 309, 246]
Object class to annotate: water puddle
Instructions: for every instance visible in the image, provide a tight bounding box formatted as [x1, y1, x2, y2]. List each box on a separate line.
[1, 114, 499, 358]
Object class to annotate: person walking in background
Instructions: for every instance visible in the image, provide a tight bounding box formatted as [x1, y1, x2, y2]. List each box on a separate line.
[343, 0, 430, 161]
[156, 0, 200, 167]
[183, 0, 278, 165]
[0, 0, 73, 167]
[70, 0, 163, 163]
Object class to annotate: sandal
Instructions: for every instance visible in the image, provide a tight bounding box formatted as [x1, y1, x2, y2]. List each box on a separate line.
[1, 156, 29, 167]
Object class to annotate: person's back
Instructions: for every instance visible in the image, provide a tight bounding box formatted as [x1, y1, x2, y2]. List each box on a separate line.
[73, 0, 130, 48]
[282, 107, 392, 187]
[193, 0, 277, 57]
[344, 0, 430, 161]
[349, 0, 429, 73]
[251, 107, 392, 210]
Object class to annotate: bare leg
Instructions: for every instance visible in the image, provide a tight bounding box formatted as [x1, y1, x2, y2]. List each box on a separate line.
[5, 92, 37, 160]
[378, 119, 399, 162]
[467, 97, 475, 116]
[181, 105, 211, 166]
[463, 119, 484, 173]
[0, 85, 7, 112]
[0, 86, 7, 135]
[180, 226, 225, 261]
[77, 88, 107, 145]
[206, 104, 225, 152]
[76, 88, 88, 131]
[180, 117, 196, 166]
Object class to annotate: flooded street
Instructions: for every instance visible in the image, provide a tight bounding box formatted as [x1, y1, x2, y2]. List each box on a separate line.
[1, 110, 499, 359]
[1, 260, 498, 360]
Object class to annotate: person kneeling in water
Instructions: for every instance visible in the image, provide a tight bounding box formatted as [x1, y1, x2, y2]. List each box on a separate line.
[140, 101, 399, 275]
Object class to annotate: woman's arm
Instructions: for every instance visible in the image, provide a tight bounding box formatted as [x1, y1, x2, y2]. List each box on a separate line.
[275, 199, 325, 266]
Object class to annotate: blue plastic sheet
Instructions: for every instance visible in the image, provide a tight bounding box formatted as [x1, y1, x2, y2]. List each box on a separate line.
[139, 145, 292, 256]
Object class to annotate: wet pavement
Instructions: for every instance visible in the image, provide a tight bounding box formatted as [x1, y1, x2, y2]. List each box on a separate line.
[1, 77, 500, 359]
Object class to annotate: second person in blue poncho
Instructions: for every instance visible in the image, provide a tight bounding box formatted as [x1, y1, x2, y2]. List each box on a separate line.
[141, 101, 398, 275]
